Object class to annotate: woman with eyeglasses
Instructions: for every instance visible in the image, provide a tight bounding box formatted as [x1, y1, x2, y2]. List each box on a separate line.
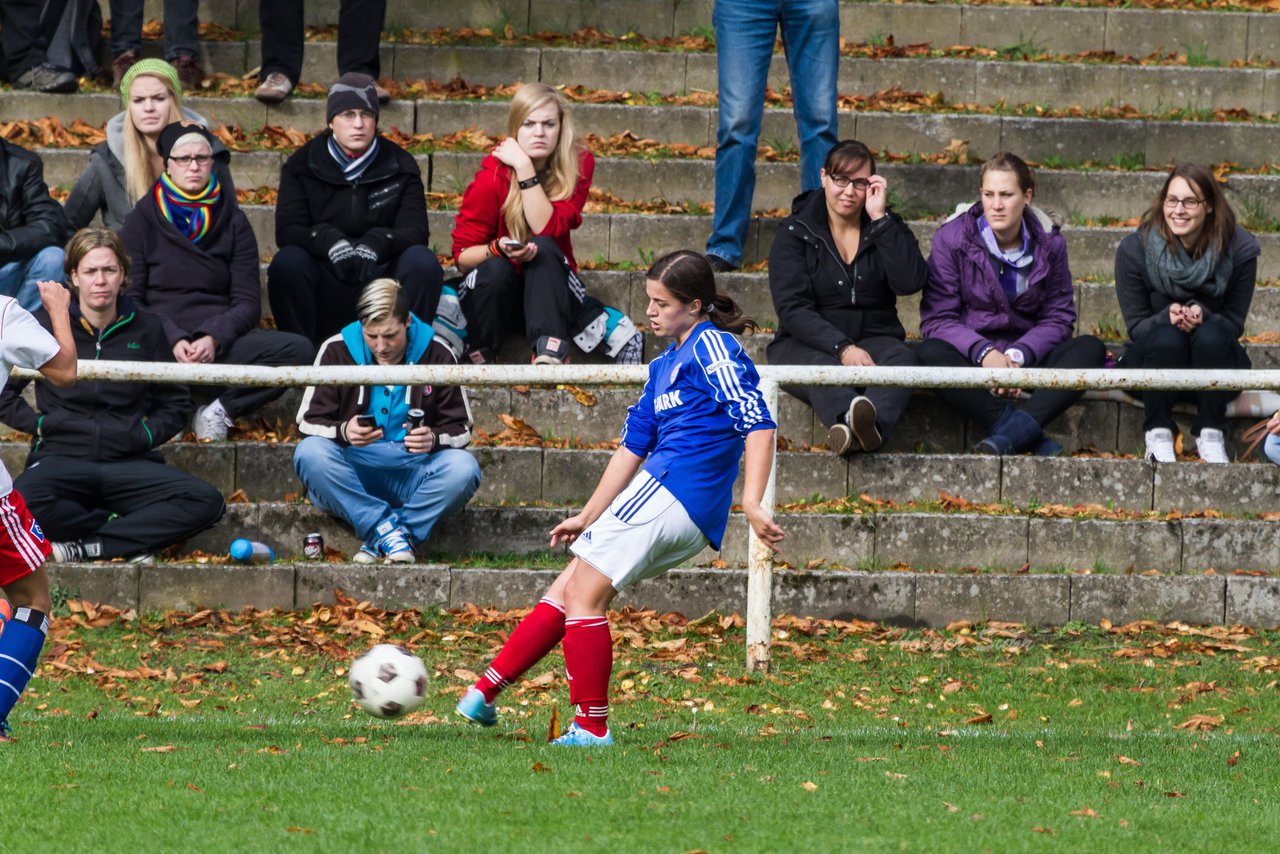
[65, 59, 235, 232]
[918, 151, 1105, 456]
[119, 122, 314, 440]
[767, 140, 927, 456]
[1115, 164, 1259, 464]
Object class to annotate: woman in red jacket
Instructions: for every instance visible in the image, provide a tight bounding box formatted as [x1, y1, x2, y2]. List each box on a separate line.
[451, 83, 639, 365]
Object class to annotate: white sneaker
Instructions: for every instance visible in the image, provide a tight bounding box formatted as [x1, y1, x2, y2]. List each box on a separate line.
[193, 399, 233, 441]
[1143, 428, 1177, 463]
[1195, 428, 1229, 464]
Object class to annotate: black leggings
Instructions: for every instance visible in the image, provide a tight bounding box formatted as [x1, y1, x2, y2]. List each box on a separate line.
[1120, 314, 1249, 433]
[460, 236, 583, 355]
[916, 335, 1107, 430]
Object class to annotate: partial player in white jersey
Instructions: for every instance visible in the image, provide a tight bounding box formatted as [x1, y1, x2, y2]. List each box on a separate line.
[0, 278, 77, 743]
[457, 250, 785, 746]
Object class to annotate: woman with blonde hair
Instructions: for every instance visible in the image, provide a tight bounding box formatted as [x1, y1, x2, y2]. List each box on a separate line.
[65, 58, 234, 231]
[451, 83, 639, 365]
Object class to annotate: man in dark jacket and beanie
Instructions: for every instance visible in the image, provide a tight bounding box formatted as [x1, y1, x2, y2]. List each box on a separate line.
[0, 139, 69, 312]
[268, 72, 444, 347]
[121, 121, 314, 440]
[0, 227, 225, 563]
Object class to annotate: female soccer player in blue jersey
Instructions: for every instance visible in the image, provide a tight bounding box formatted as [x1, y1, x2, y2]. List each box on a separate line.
[457, 249, 786, 746]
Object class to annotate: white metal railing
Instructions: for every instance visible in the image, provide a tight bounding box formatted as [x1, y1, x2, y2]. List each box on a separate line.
[16, 361, 1280, 672]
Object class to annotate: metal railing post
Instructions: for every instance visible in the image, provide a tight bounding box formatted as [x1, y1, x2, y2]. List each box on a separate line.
[745, 378, 779, 673]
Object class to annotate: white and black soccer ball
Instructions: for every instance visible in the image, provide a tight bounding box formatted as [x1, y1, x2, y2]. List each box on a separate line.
[348, 644, 428, 719]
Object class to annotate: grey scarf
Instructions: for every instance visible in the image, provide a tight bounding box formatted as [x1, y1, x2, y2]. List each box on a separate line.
[1144, 227, 1233, 301]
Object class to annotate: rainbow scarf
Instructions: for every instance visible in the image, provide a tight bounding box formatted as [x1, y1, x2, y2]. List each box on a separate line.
[155, 171, 221, 243]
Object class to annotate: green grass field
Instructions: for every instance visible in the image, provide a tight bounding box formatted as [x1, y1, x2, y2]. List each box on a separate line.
[2, 597, 1277, 851]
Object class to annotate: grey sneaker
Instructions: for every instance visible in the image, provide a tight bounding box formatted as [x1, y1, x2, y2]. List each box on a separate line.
[15, 62, 77, 93]
[193, 399, 233, 441]
[254, 71, 294, 103]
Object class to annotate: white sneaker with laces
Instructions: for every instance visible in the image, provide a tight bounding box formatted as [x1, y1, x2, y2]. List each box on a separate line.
[1143, 428, 1177, 463]
[1195, 428, 1229, 464]
[193, 399, 233, 441]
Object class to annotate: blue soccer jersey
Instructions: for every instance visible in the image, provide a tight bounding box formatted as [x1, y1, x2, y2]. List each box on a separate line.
[620, 321, 775, 549]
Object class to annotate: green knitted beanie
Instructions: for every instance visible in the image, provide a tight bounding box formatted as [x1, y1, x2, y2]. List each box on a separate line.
[119, 58, 182, 104]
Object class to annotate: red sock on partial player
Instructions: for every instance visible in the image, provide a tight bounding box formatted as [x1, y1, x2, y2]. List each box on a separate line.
[473, 598, 566, 703]
[563, 615, 613, 736]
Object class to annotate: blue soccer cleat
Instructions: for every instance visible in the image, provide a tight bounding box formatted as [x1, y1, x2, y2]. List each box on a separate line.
[550, 723, 614, 747]
[455, 687, 498, 727]
[0, 719, 13, 743]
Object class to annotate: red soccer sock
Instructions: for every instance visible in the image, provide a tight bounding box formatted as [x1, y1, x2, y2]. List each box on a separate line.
[474, 598, 566, 703]
[563, 616, 613, 736]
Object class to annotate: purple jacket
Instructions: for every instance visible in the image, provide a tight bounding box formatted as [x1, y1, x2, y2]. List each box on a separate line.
[920, 203, 1076, 366]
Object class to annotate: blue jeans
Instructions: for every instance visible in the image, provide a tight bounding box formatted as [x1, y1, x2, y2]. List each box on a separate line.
[0, 246, 63, 312]
[1265, 434, 1280, 466]
[293, 437, 481, 548]
[706, 0, 839, 267]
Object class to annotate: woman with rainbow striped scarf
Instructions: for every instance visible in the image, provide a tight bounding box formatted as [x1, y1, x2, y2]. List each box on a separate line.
[119, 122, 314, 440]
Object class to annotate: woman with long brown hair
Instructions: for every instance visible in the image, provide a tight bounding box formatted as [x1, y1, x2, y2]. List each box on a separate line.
[1115, 163, 1260, 463]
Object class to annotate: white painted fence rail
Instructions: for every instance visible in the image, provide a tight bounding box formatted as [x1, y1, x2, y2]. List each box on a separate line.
[17, 360, 1280, 672]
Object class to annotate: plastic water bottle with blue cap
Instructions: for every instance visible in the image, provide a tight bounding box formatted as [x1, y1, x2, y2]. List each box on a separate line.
[229, 538, 274, 563]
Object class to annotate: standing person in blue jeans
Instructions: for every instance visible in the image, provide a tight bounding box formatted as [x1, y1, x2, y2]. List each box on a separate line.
[705, 0, 839, 272]
[293, 278, 481, 564]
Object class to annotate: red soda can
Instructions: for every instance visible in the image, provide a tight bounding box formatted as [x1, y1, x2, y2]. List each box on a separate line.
[304, 532, 324, 560]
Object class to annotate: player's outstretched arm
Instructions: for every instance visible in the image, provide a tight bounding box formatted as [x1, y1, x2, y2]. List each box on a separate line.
[549, 446, 645, 547]
[741, 428, 785, 552]
[35, 280, 77, 387]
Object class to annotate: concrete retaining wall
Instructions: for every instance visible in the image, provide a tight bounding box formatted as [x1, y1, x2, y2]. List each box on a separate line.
[48, 562, 1280, 628]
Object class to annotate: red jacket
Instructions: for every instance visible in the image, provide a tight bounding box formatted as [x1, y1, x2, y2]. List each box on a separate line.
[450, 148, 594, 271]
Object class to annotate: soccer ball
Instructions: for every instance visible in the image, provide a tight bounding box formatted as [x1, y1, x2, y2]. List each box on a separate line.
[348, 644, 428, 719]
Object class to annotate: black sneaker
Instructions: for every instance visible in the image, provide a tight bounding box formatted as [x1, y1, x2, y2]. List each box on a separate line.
[532, 336, 569, 365]
[846, 395, 882, 452]
[15, 62, 77, 93]
[705, 254, 738, 273]
[826, 423, 854, 457]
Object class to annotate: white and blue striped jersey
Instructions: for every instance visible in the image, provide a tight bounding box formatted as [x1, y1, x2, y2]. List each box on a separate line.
[620, 321, 775, 549]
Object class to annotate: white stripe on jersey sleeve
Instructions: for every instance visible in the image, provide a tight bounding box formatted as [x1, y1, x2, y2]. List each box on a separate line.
[694, 328, 771, 434]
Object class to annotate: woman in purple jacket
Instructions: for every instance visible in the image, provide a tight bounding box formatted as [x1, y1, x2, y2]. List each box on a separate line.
[918, 152, 1105, 456]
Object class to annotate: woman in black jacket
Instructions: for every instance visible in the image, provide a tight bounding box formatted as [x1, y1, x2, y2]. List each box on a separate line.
[0, 227, 225, 563]
[267, 73, 444, 346]
[120, 122, 314, 440]
[767, 140, 927, 455]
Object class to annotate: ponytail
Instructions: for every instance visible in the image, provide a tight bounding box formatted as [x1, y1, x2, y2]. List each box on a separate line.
[647, 250, 758, 336]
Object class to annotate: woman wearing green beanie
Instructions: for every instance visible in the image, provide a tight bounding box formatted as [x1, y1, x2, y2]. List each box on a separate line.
[65, 58, 235, 232]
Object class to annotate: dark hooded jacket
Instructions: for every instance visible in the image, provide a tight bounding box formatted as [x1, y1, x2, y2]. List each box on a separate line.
[119, 179, 261, 353]
[767, 188, 927, 357]
[0, 294, 190, 462]
[275, 131, 428, 262]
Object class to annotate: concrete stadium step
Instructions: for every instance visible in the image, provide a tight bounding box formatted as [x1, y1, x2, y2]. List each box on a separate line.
[220, 207, 1278, 281]
[162, 500, 1280, 576]
[107, 0, 715, 39]
[111, 0, 1280, 65]
[40, 147, 1280, 228]
[120, 35, 1280, 115]
[6, 437, 1277, 514]
[48, 560, 1280, 627]
[18, 93, 1280, 172]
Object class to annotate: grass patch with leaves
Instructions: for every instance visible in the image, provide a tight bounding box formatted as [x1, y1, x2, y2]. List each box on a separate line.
[3, 599, 1278, 849]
